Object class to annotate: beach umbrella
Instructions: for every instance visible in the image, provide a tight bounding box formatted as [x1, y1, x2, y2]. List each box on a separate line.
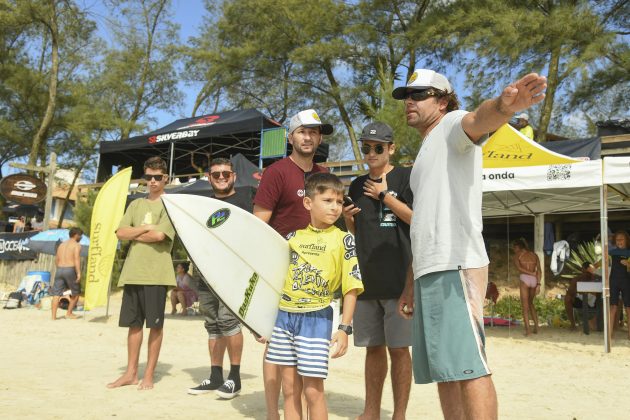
[26, 229, 90, 257]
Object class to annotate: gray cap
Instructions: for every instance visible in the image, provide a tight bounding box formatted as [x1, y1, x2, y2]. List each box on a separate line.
[359, 122, 393, 143]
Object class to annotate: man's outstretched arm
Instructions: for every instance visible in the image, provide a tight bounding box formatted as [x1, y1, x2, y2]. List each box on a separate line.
[463, 73, 547, 142]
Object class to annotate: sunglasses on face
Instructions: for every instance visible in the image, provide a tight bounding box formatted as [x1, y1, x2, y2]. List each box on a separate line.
[210, 171, 233, 180]
[361, 144, 386, 155]
[404, 90, 437, 101]
[143, 174, 165, 181]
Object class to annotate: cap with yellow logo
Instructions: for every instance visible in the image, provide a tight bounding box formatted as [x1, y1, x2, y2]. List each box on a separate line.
[392, 69, 452, 100]
[288, 109, 333, 135]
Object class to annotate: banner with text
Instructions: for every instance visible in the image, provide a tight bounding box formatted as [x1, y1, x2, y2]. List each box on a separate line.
[0, 232, 38, 260]
[84, 168, 132, 310]
[482, 125, 602, 192]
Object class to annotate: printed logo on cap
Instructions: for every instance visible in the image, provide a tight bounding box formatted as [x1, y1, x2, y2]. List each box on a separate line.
[370, 129, 377, 134]
[312, 112, 321, 122]
[408, 71, 418, 84]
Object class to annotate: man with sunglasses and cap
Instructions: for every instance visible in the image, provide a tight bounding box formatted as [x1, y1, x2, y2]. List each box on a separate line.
[188, 157, 256, 399]
[343, 122, 413, 420]
[395, 69, 547, 419]
[108, 156, 176, 391]
[254, 109, 331, 420]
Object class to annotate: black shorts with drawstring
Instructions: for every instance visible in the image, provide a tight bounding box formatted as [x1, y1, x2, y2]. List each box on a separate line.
[119, 285, 167, 329]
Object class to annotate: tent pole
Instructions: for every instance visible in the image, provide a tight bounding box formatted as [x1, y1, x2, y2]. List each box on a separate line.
[169, 143, 175, 180]
[534, 214, 545, 293]
[600, 184, 611, 353]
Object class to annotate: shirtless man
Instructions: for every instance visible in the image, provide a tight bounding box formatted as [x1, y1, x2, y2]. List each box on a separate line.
[51, 227, 83, 320]
[512, 238, 541, 336]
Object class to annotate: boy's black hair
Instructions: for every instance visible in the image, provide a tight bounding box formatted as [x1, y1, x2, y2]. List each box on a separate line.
[69, 227, 83, 238]
[581, 261, 592, 270]
[304, 173, 344, 198]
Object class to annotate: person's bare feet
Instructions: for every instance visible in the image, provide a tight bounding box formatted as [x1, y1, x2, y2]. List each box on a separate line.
[66, 313, 79, 319]
[138, 379, 154, 390]
[533, 326, 538, 334]
[107, 374, 139, 388]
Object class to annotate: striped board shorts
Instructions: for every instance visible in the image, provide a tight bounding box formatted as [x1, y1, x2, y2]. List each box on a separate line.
[412, 266, 491, 384]
[265, 306, 333, 378]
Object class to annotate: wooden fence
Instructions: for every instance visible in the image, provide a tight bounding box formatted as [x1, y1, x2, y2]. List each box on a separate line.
[0, 254, 56, 290]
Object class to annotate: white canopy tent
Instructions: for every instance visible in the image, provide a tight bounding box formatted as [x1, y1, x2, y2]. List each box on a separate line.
[480, 126, 630, 352]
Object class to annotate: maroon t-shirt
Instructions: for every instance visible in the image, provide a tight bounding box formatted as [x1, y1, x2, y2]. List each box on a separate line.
[254, 157, 328, 237]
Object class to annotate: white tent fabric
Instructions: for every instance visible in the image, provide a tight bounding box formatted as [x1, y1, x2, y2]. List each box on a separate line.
[478, 126, 630, 352]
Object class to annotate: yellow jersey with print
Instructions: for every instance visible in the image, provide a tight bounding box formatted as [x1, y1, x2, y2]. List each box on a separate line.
[279, 225, 363, 313]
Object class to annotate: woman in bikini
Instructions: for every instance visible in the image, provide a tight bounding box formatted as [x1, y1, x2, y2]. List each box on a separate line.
[513, 238, 541, 336]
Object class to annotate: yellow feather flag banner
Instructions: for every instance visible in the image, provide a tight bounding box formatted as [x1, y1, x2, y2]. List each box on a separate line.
[84, 167, 132, 310]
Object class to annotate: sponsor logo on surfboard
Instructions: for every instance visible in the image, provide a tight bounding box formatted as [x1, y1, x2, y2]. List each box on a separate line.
[238, 272, 259, 318]
[207, 208, 231, 228]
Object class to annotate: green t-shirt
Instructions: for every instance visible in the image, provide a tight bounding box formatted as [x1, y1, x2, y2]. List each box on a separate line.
[117, 197, 176, 287]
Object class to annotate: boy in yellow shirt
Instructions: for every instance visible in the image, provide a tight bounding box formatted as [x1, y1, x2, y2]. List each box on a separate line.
[265, 173, 364, 419]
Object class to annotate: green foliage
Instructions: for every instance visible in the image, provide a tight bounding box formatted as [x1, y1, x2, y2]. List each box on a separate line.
[490, 295, 521, 319]
[73, 190, 96, 234]
[533, 296, 566, 322]
[431, 0, 628, 139]
[490, 295, 566, 324]
[362, 66, 421, 164]
[561, 241, 600, 279]
[185, 0, 445, 160]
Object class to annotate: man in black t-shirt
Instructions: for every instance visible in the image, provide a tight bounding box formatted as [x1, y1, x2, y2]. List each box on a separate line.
[343, 122, 413, 420]
[188, 158, 255, 399]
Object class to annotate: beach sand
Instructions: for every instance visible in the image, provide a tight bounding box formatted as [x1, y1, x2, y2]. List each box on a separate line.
[2, 292, 630, 419]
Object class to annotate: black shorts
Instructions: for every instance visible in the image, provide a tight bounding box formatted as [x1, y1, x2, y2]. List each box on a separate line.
[610, 276, 630, 307]
[119, 285, 167, 329]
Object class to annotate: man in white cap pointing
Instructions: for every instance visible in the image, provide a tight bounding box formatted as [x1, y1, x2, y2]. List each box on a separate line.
[396, 69, 546, 419]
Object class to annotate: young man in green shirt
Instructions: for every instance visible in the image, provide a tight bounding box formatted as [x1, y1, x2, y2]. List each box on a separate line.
[107, 156, 176, 391]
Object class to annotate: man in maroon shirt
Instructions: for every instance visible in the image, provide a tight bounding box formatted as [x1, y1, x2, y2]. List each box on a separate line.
[254, 108, 331, 419]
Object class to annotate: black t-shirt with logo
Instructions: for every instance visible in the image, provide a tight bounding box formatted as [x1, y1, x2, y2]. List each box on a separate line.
[194, 186, 256, 292]
[348, 166, 413, 300]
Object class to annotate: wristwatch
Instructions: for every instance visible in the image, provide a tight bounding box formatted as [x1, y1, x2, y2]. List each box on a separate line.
[378, 190, 397, 201]
[338, 324, 353, 335]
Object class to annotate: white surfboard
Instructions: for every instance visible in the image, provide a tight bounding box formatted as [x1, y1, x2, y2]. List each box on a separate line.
[161, 194, 289, 339]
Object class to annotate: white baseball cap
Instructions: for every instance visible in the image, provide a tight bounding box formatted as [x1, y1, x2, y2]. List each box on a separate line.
[517, 113, 529, 121]
[392, 69, 452, 100]
[288, 109, 333, 135]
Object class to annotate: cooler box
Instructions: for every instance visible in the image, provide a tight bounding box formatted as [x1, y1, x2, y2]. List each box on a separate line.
[27, 271, 51, 284]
